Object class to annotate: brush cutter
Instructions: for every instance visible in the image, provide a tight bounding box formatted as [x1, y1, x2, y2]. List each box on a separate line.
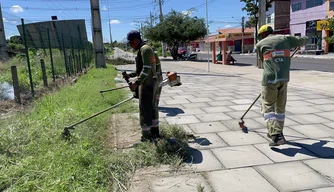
[238, 47, 300, 131]
[62, 71, 137, 138]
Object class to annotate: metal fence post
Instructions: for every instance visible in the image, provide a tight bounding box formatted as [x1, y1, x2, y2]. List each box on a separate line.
[21, 18, 34, 97]
[47, 28, 55, 82]
[11, 66, 21, 104]
[40, 59, 48, 87]
[62, 33, 69, 76]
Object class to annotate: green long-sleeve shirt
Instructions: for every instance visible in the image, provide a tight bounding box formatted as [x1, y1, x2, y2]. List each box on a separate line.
[256, 35, 310, 85]
[130, 44, 157, 86]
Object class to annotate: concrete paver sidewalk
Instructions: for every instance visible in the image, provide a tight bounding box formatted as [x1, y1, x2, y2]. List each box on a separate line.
[119, 60, 334, 192]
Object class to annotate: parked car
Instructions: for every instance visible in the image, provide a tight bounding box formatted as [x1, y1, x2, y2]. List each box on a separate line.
[178, 47, 188, 55]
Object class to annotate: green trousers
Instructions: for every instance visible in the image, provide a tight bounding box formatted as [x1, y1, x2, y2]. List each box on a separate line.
[139, 79, 161, 132]
[261, 82, 288, 136]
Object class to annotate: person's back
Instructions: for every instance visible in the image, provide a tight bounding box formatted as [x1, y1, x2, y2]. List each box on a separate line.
[256, 34, 310, 85]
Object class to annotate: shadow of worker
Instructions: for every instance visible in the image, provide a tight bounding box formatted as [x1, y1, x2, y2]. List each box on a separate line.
[271, 140, 334, 159]
[158, 107, 184, 117]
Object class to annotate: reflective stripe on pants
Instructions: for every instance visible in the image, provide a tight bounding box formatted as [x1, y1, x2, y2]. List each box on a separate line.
[261, 82, 288, 136]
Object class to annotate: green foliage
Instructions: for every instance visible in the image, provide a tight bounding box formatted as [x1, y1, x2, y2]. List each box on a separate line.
[324, 18, 334, 44]
[0, 65, 137, 191]
[145, 10, 207, 47]
[106, 57, 135, 65]
[240, 0, 272, 41]
[245, 16, 257, 28]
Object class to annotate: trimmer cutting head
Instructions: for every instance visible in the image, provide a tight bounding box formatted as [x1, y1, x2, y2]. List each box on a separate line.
[238, 119, 248, 133]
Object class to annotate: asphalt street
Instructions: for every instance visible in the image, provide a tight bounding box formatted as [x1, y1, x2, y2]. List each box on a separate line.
[197, 52, 334, 73]
[114, 48, 334, 73]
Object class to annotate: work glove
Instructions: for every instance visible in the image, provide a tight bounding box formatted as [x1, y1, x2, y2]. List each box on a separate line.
[122, 72, 130, 80]
[129, 82, 138, 92]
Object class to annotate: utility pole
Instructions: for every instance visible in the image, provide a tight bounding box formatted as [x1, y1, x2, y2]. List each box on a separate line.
[90, 0, 106, 68]
[106, 0, 112, 46]
[150, 11, 153, 27]
[259, 0, 266, 30]
[0, 4, 9, 61]
[241, 16, 245, 54]
[158, 0, 167, 57]
[206, 0, 210, 72]
[257, 0, 266, 68]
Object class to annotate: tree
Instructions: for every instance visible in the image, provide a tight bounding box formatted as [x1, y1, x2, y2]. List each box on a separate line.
[245, 16, 257, 28]
[145, 10, 207, 49]
[240, 0, 271, 42]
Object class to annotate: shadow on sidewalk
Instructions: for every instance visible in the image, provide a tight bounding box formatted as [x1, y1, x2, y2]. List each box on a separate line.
[271, 140, 334, 159]
[185, 147, 203, 164]
[251, 130, 334, 158]
[159, 107, 184, 117]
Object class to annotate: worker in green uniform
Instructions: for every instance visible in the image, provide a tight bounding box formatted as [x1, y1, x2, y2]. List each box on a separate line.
[124, 30, 162, 141]
[256, 25, 310, 146]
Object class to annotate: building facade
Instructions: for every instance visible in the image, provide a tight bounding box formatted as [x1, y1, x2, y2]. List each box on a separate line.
[266, 0, 291, 33]
[290, 0, 328, 51]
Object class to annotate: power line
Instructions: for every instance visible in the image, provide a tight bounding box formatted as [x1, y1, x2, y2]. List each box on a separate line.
[2, 4, 155, 11]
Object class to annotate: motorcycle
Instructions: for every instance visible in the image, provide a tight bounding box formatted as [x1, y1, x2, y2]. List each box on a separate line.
[178, 51, 198, 61]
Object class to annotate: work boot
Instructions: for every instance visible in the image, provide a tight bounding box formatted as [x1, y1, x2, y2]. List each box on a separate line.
[140, 131, 153, 142]
[269, 134, 287, 146]
[150, 127, 161, 140]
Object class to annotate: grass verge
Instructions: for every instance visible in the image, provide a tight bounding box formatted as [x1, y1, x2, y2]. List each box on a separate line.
[1, 62, 190, 191]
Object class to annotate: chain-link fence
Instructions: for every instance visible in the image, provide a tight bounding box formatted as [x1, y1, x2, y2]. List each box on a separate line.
[1, 12, 93, 101]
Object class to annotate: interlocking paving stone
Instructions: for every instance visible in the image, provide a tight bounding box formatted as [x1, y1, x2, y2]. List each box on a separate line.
[254, 143, 316, 162]
[225, 110, 262, 119]
[163, 89, 184, 93]
[287, 95, 307, 100]
[207, 168, 278, 192]
[187, 97, 213, 103]
[201, 106, 233, 113]
[207, 100, 235, 106]
[209, 96, 234, 101]
[307, 99, 334, 105]
[217, 131, 268, 146]
[164, 115, 201, 125]
[302, 94, 329, 99]
[294, 138, 334, 158]
[288, 114, 331, 124]
[171, 94, 196, 99]
[211, 145, 273, 168]
[255, 161, 333, 192]
[195, 113, 232, 122]
[188, 122, 230, 133]
[180, 125, 194, 134]
[317, 112, 334, 121]
[304, 159, 334, 183]
[221, 118, 265, 131]
[313, 104, 334, 112]
[231, 99, 257, 104]
[186, 149, 224, 172]
[174, 108, 206, 116]
[188, 133, 228, 149]
[324, 122, 334, 129]
[228, 104, 260, 111]
[181, 102, 211, 108]
[164, 99, 190, 105]
[313, 187, 334, 192]
[286, 100, 314, 107]
[286, 105, 322, 114]
[290, 124, 334, 138]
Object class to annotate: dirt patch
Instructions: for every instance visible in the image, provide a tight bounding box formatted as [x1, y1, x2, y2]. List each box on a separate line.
[105, 113, 142, 150]
[129, 166, 212, 192]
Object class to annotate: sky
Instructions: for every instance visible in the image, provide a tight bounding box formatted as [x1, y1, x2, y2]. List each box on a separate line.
[1, 0, 249, 42]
